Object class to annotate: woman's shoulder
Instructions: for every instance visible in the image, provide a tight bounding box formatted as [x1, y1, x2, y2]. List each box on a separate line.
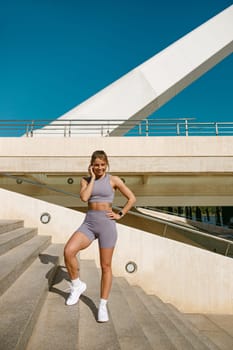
[109, 174, 123, 185]
[82, 176, 91, 183]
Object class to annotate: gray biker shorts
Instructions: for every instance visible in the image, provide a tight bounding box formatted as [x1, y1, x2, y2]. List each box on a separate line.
[76, 210, 118, 248]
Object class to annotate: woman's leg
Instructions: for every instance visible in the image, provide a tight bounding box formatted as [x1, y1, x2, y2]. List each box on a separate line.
[64, 232, 92, 306]
[98, 247, 114, 322]
[99, 247, 115, 299]
[64, 231, 92, 279]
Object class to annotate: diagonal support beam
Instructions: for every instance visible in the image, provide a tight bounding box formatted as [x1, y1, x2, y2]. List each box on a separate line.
[54, 6, 233, 136]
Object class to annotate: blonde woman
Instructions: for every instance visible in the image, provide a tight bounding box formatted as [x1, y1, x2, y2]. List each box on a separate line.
[64, 150, 136, 322]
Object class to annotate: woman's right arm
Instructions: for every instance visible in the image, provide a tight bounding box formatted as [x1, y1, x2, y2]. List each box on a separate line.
[79, 177, 95, 202]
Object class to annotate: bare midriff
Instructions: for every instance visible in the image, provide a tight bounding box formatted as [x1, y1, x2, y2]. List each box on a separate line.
[88, 202, 112, 211]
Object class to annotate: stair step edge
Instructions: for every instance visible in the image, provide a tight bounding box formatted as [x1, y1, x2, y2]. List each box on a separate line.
[150, 293, 219, 350]
[108, 277, 154, 350]
[0, 243, 63, 350]
[78, 259, 121, 350]
[167, 304, 223, 350]
[0, 227, 38, 256]
[0, 220, 24, 234]
[115, 277, 177, 350]
[133, 284, 208, 350]
[0, 235, 51, 296]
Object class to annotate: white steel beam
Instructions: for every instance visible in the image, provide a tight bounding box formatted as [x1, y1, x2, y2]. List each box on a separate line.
[47, 6, 233, 136]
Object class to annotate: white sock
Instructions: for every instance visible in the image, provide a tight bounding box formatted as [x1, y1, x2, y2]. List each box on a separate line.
[71, 277, 81, 287]
[99, 298, 108, 306]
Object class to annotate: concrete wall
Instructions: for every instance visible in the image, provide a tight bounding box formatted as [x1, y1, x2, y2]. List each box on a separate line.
[1, 188, 233, 314]
[1, 136, 233, 206]
[0, 136, 233, 173]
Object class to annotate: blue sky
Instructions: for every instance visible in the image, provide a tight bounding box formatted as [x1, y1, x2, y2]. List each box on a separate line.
[0, 0, 232, 126]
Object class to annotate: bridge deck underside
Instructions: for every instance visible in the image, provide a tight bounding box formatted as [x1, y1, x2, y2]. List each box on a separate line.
[0, 136, 232, 206]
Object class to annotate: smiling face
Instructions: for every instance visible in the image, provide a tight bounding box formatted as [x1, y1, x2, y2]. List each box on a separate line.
[92, 157, 107, 178]
[90, 150, 109, 178]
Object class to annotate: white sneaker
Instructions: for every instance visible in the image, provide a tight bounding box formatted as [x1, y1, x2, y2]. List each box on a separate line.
[66, 281, 86, 306]
[98, 303, 109, 322]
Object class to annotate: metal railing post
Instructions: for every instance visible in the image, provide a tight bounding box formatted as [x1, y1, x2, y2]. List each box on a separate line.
[30, 120, 34, 137]
[215, 122, 219, 136]
[185, 119, 189, 136]
[146, 119, 149, 136]
[107, 120, 110, 136]
[69, 121, 72, 137]
[26, 124, 29, 137]
[138, 122, 142, 136]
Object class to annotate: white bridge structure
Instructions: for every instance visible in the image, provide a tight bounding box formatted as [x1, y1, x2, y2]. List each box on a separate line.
[32, 5, 233, 136]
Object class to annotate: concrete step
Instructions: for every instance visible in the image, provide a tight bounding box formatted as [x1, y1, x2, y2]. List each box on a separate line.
[0, 243, 63, 350]
[0, 219, 24, 234]
[79, 259, 153, 349]
[104, 276, 154, 349]
[28, 259, 156, 350]
[0, 227, 37, 256]
[134, 284, 222, 350]
[27, 259, 121, 350]
[0, 234, 51, 296]
[148, 292, 218, 350]
[183, 313, 233, 350]
[78, 259, 121, 350]
[167, 304, 221, 350]
[115, 277, 176, 350]
[120, 277, 216, 350]
[25, 258, 233, 350]
[133, 285, 197, 350]
[26, 263, 81, 350]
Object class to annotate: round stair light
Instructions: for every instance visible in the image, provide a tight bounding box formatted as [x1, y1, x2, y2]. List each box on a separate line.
[125, 261, 137, 273]
[67, 177, 74, 184]
[40, 212, 51, 224]
[16, 178, 23, 184]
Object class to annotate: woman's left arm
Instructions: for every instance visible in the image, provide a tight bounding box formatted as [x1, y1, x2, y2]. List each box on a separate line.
[110, 176, 136, 220]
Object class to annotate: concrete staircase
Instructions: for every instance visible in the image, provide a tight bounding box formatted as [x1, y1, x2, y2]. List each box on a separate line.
[0, 220, 233, 350]
[0, 220, 63, 350]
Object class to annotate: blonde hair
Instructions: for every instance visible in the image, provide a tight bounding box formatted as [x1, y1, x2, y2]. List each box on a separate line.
[90, 150, 109, 167]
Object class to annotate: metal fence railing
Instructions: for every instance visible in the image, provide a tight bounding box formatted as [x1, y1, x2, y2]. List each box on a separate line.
[0, 118, 233, 137]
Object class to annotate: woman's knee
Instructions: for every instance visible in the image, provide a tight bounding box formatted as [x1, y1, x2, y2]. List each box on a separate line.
[101, 261, 112, 274]
[64, 243, 78, 260]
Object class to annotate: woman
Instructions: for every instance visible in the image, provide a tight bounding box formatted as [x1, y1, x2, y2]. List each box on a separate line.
[64, 150, 136, 322]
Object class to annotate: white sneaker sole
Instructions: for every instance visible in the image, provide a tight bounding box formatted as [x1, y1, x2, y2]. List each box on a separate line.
[66, 283, 87, 306]
[98, 307, 109, 322]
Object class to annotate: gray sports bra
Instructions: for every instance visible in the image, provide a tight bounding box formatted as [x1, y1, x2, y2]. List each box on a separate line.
[86, 173, 114, 203]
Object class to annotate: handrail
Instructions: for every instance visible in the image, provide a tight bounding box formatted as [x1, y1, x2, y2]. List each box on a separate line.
[1, 172, 233, 257]
[127, 209, 233, 253]
[0, 118, 233, 137]
[143, 206, 223, 227]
